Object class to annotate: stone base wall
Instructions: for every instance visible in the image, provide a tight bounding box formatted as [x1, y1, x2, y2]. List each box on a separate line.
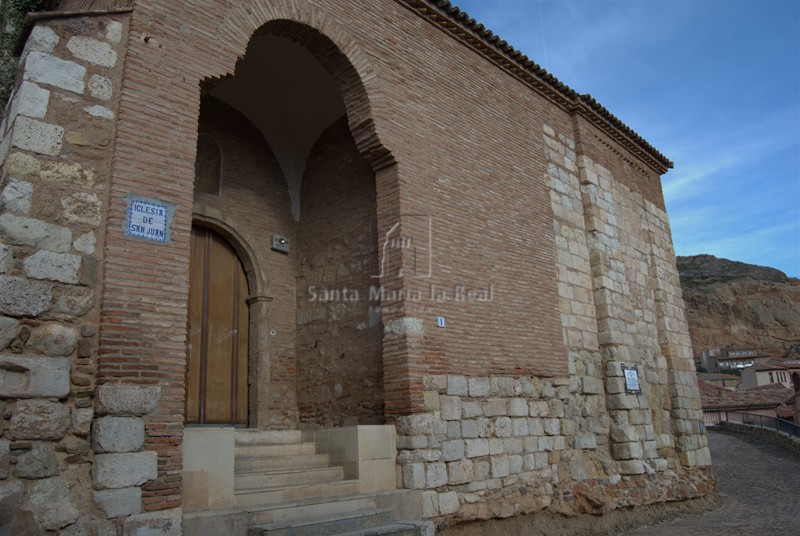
[395, 374, 714, 524]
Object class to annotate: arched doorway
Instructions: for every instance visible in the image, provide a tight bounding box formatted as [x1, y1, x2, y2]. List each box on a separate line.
[186, 225, 250, 425]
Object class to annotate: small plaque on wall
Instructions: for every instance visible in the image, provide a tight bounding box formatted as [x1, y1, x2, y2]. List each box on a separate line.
[622, 365, 642, 395]
[124, 196, 175, 243]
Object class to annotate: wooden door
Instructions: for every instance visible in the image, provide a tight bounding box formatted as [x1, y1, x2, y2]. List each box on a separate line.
[186, 226, 249, 425]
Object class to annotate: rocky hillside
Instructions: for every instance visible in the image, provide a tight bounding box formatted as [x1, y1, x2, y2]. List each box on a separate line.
[676, 255, 800, 357]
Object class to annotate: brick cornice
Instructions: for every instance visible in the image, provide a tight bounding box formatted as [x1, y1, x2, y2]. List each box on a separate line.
[395, 0, 674, 174]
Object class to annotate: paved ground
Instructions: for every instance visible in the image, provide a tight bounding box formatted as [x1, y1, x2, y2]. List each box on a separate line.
[624, 429, 800, 535]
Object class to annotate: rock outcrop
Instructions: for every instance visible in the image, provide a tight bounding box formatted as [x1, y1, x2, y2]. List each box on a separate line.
[677, 255, 800, 357]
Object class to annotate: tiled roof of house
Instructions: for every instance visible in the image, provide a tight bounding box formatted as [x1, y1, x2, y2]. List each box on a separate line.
[398, 0, 674, 173]
[748, 359, 800, 372]
[697, 373, 741, 383]
[699, 380, 793, 411]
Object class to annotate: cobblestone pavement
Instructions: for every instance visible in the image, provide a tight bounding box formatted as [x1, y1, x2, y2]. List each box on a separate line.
[625, 430, 800, 535]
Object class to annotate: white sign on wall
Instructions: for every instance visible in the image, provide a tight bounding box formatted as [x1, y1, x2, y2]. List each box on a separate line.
[124, 196, 175, 243]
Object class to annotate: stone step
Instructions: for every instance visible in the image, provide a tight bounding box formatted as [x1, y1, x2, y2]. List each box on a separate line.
[247, 494, 381, 526]
[235, 442, 317, 458]
[234, 480, 361, 508]
[235, 453, 331, 473]
[235, 466, 345, 490]
[248, 508, 393, 536]
[236, 430, 303, 445]
[338, 523, 423, 536]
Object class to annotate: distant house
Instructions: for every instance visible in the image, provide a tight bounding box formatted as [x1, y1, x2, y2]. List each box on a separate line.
[695, 347, 771, 373]
[741, 360, 800, 389]
[699, 381, 793, 425]
[697, 373, 742, 391]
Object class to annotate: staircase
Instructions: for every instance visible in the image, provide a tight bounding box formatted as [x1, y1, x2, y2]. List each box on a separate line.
[181, 429, 432, 536]
[234, 429, 360, 508]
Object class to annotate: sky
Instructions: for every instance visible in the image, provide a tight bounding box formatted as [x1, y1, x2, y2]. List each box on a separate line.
[453, 0, 800, 278]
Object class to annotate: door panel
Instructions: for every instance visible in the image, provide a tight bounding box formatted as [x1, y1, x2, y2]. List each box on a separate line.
[186, 226, 249, 425]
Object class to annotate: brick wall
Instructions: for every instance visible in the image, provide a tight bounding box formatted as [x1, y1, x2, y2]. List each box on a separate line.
[296, 117, 383, 426]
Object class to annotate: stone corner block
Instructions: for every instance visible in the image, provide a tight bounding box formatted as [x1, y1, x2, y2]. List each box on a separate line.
[95, 385, 161, 416]
[122, 507, 182, 536]
[93, 416, 145, 453]
[92, 451, 157, 490]
[93, 486, 142, 518]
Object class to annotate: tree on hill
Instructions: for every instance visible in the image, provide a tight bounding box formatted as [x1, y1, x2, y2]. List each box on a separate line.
[1, 0, 61, 117]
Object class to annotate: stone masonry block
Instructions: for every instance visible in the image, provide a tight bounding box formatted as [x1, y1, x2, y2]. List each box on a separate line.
[106, 21, 124, 43]
[88, 74, 113, 101]
[0, 214, 72, 252]
[489, 438, 504, 455]
[29, 478, 79, 530]
[441, 440, 464, 462]
[425, 462, 447, 488]
[447, 375, 467, 396]
[95, 385, 161, 416]
[67, 37, 118, 67]
[612, 441, 643, 460]
[618, 460, 645, 475]
[72, 407, 93, 436]
[460, 419, 478, 438]
[481, 398, 507, 417]
[93, 487, 142, 518]
[0, 440, 9, 479]
[85, 105, 114, 120]
[438, 491, 459, 515]
[24, 26, 59, 55]
[574, 433, 598, 450]
[29, 323, 79, 356]
[0, 275, 53, 316]
[464, 439, 489, 458]
[490, 377, 515, 396]
[490, 455, 509, 478]
[607, 393, 640, 410]
[93, 416, 145, 453]
[507, 398, 528, 416]
[24, 251, 81, 284]
[24, 52, 85, 94]
[14, 444, 59, 478]
[462, 400, 482, 418]
[610, 424, 639, 443]
[1, 179, 33, 214]
[10, 81, 49, 120]
[0, 315, 20, 349]
[9, 399, 71, 440]
[402, 463, 426, 489]
[122, 508, 182, 536]
[92, 451, 158, 489]
[467, 377, 489, 397]
[73, 231, 96, 254]
[62, 192, 102, 226]
[439, 395, 461, 421]
[543, 419, 561, 436]
[11, 116, 63, 156]
[511, 418, 528, 437]
[494, 417, 512, 437]
[0, 355, 70, 398]
[581, 376, 603, 394]
[447, 459, 473, 486]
